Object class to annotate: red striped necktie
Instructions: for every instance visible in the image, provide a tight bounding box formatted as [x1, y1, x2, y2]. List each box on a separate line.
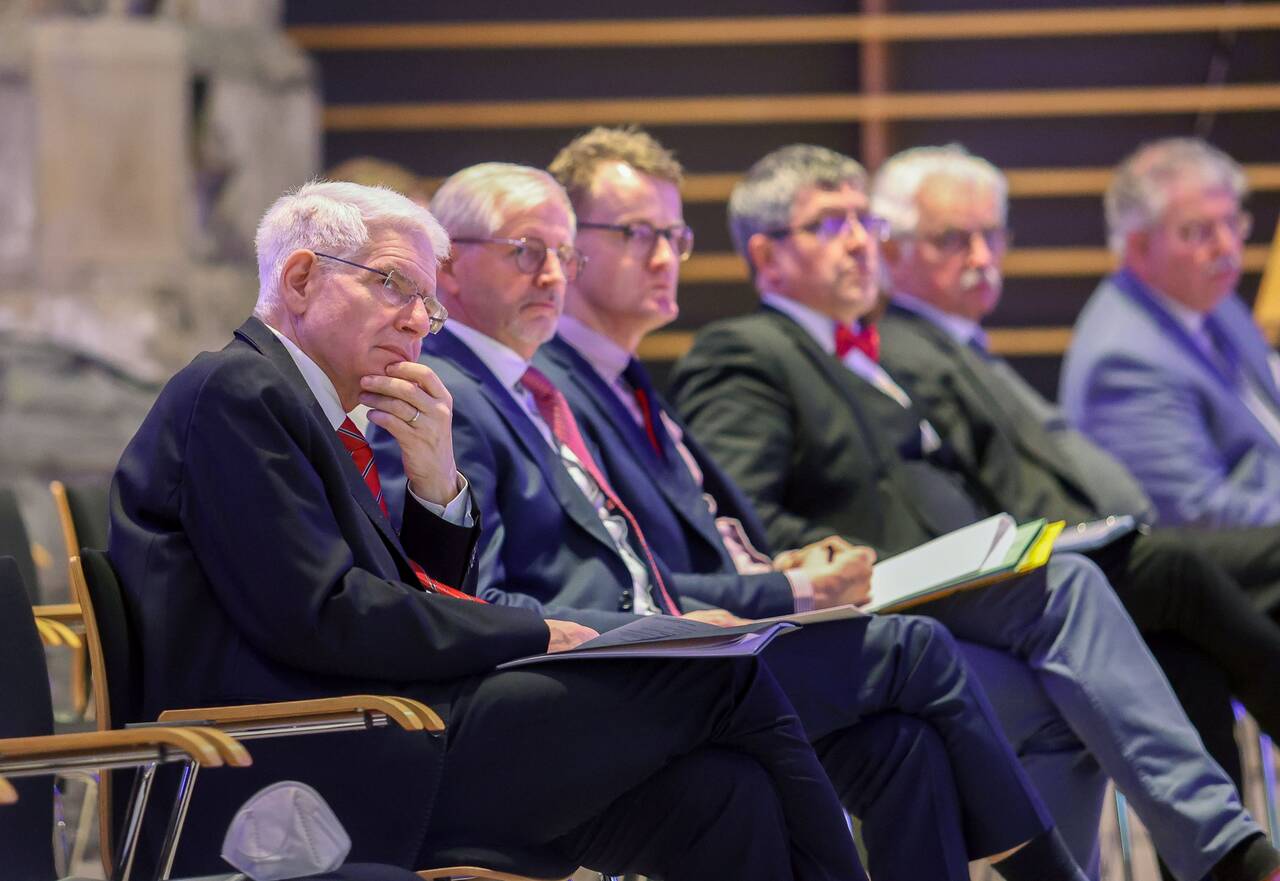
[520, 366, 682, 616]
[337, 416, 482, 603]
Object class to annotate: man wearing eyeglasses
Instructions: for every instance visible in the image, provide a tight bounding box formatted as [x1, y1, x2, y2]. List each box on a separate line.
[868, 143, 1280, 832]
[1061, 138, 1280, 535]
[670, 144, 1280, 881]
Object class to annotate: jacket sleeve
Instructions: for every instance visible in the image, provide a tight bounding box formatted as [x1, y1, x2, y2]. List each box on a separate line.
[177, 364, 549, 682]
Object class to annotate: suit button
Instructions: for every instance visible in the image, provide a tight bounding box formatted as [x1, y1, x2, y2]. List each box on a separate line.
[620, 589, 633, 612]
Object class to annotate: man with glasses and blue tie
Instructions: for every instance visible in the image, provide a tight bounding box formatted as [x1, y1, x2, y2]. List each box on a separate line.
[1061, 138, 1280, 534]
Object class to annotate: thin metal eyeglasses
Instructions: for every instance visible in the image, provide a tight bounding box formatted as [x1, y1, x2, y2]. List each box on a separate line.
[765, 210, 891, 244]
[577, 221, 695, 262]
[451, 236, 588, 281]
[1171, 211, 1253, 246]
[905, 227, 1013, 258]
[312, 252, 449, 334]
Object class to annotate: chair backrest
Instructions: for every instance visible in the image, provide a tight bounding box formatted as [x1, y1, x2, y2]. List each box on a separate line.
[70, 548, 143, 878]
[0, 489, 40, 603]
[0, 555, 58, 880]
[50, 480, 110, 562]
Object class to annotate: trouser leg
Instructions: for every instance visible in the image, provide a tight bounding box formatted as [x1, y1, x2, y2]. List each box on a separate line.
[763, 616, 1052, 861]
[925, 553, 1260, 881]
[1158, 525, 1280, 615]
[1095, 531, 1280, 739]
[958, 640, 1107, 880]
[555, 747, 794, 881]
[424, 655, 864, 881]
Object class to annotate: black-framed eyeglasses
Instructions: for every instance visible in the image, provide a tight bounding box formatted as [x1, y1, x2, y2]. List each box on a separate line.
[577, 221, 695, 262]
[313, 252, 449, 334]
[451, 236, 588, 281]
[905, 227, 1012, 258]
[765, 210, 891, 244]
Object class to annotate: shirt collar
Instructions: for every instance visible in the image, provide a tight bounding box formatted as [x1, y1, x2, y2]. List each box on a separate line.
[1141, 281, 1208, 336]
[891, 291, 988, 349]
[444, 321, 532, 394]
[761, 292, 854, 355]
[265, 323, 346, 430]
[557, 314, 632, 384]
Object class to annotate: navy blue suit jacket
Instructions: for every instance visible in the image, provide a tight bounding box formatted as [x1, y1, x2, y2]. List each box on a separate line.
[373, 328, 656, 633]
[537, 335, 797, 618]
[110, 317, 548, 870]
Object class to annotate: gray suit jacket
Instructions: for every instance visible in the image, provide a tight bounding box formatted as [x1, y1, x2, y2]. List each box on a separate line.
[1060, 270, 1280, 527]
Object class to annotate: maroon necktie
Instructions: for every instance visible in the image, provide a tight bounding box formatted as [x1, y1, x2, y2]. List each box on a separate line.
[520, 366, 682, 616]
[337, 417, 482, 603]
[835, 322, 880, 362]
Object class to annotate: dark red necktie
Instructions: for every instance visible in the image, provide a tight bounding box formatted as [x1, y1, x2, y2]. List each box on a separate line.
[835, 322, 880, 362]
[337, 417, 482, 603]
[520, 366, 681, 616]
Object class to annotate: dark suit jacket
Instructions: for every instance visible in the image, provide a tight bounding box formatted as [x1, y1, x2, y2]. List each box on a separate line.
[879, 304, 1153, 525]
[537, 335, 797, 618]
[110, 317, 548, 870]
[669, 307, 990, 557]
[372, 328, 659, 633]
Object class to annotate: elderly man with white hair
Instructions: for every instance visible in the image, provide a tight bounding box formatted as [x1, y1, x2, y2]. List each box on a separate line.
[1060, 138, 1280, 530]
[108, 178, 868, 881]
[869, 142, 1280, 831]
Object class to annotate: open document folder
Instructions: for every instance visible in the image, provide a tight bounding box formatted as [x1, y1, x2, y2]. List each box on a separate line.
[865, 514, 1064, 613]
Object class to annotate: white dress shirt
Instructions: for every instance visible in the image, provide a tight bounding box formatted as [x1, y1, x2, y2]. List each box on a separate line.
[557, 316, 814, 611]
[445, 323, 659, 615]
[762, 293, 941, 452]
[264, 324, 472, 525]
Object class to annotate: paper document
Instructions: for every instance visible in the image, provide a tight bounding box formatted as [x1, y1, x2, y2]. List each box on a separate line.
[497, 617, 797, 669]
[866, 515, 1053, 613]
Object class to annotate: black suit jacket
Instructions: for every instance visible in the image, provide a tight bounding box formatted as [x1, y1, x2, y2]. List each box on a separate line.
[110, 317, 549, 870]
[879, 304, 1153, 525]
[670, 307, 989, 557]
[538, 335, 797, 617]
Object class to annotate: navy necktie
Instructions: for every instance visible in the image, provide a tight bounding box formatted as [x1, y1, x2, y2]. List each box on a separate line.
[622, 358, 670, 461]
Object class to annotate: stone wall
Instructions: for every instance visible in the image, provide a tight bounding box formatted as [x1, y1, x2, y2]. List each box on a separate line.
[0, 0, 320, 597]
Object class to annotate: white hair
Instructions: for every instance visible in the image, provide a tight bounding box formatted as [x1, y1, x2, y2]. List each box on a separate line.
[253, 179, 450, 314]
[429, 162, 575, 240]
[870, 144, 1008, 238]
[1105, 137, 1247, 255]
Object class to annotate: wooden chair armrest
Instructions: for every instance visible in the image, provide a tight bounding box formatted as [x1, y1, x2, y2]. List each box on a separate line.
[417, 869, 569, 881]
[34, 616, 82, 650]
[31, 603, 83, 627]
[0, 728, 251, 769]
[0, 775, 15, 804]
[158, 694, 445, 733]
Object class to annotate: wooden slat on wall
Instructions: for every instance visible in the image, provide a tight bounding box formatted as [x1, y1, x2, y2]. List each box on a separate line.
[290, 4, 1280, 51]
[680, 245, 1270, 284]
[325, 84, 1280, 131]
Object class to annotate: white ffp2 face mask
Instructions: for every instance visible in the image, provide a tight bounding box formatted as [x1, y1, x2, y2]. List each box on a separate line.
[221, 781, 352, 880]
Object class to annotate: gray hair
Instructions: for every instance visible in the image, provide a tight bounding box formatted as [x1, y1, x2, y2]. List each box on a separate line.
[1106, 137, 1247, 255]
[429, 162, 575, 240]
[728, 145, 867, 275]
[253, 179, 450, 313]
[870, 144, 1008, 237]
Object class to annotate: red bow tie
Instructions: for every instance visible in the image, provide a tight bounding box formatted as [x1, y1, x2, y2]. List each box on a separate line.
[835, 322, 880, 363]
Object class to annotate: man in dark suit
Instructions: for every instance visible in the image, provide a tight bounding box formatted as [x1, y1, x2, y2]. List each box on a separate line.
[373, 160, 1096, 881]
[868, 144, 1280, 786]
[109, 179, 871, 881]
[669, 144, 1280, 881]
[1060, 138, 1280, 530]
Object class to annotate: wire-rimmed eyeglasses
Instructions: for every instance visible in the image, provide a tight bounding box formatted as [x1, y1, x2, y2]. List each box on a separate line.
[313, 252, 449, 334]
[451, 236, 588, 281]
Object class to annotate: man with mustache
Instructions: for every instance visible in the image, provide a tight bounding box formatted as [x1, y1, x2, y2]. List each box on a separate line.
[1061, 138, 1280, 530]
[869, 143, 1280, 814]
[670, 143, 1280, 881]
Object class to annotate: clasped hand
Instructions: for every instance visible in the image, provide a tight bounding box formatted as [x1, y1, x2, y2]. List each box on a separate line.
[362, 362, 461, 506]
[775, 536, 876, 609]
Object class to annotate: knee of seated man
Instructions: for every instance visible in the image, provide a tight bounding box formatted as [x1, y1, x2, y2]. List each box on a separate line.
[892, 613, 962, 667]
[645, 747, 784, 833]
[1045, 552, 1130, 622]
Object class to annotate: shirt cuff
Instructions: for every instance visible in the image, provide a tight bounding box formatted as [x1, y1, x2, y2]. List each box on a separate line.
[783, 569, 815, 613]
[408, 473, 474, 527]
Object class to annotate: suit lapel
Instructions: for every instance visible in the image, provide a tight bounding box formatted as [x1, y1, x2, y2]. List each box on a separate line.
[432, 331, 622, 555]
[234, 318, 418, 571]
